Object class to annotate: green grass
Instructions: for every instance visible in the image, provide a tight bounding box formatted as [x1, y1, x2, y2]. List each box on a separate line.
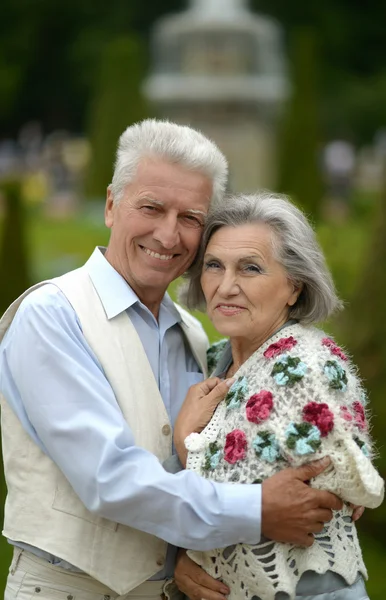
[0, 540, 12, 591]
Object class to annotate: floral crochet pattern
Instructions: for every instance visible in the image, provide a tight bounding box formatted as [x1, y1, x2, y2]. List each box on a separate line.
[263, 336, 298, 359]
[207, 339, 228, 374]
[271, 355, 307, 387]
[285, 422, 321, 455]
[352, 401, 367, 430]
[322, 337, 347, 361]
[224, 429, 247, 464]
[302, 402, 334, 437]
[246, 391, 273, 424]
[324, 360, 348, 391]
[354, 436, 370, 457]
[252, 431, 281, 463]
[185, 322, 384, 600]
[203, 441, 223, 471]
[225, 376, 249, 410]
[340, 406, 353, 422]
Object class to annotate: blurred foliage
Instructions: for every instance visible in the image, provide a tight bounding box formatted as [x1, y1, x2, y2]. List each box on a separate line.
[1, 0, 386, 140]
[277, 28, 324, 219]
[0, 180, 31, 314]
[336, 169, 386, 537]
[85, 34, 149, 198]
[0, 179, 31, 534]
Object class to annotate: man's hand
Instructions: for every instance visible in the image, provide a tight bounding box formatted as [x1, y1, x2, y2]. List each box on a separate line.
[174, 377, 234, 465]
[262, 457, 343, 546]
[174, 549, 229, 600]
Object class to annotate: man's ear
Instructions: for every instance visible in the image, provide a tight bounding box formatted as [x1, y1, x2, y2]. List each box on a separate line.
[105, 186, 115, 229]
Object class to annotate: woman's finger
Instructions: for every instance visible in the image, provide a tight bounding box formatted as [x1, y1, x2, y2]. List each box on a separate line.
[198, 377, 222, 395]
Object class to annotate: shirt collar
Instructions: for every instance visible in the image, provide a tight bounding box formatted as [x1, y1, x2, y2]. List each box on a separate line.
[85, 247, 181, 323]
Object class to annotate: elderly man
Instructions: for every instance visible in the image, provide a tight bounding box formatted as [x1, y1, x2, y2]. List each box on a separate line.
[0, 120, 343, 600]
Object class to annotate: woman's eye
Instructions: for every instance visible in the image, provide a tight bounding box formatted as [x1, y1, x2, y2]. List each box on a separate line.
[204, 260, 221, 270]
[244, 264, 262, 273]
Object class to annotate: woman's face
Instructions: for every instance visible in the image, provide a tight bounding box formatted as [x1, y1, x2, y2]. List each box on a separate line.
[200, 223, 300, 342]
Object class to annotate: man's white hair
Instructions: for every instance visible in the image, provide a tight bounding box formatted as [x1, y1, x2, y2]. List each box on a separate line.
[110, 119, 228, 205]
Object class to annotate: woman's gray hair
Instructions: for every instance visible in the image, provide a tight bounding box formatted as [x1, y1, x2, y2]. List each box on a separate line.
[110, 119, 228, 205]
[181, 191, 343, 325]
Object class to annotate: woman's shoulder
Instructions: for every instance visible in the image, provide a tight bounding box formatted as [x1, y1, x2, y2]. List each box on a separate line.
[247, 323, 362, 399]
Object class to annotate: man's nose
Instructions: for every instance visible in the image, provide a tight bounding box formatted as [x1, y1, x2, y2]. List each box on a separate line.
[153, 215, 180, 249]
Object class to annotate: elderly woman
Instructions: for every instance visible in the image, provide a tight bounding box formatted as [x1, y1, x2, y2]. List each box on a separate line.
[174, 192, 384, 600]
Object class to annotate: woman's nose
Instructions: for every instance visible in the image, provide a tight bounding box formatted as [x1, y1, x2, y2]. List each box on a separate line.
[218, 272, 240, 295]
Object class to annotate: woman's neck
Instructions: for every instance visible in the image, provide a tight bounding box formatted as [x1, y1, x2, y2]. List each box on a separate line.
[228, 319, 293, 375]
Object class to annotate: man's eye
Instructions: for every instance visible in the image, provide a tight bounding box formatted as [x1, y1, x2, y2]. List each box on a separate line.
[181, 215, 204, 228]
[141, 205, 158, 213]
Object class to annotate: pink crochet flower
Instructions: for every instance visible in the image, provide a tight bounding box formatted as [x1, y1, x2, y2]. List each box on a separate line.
[340, 406, 353, 422]
[246, 391, 274, 424]
[352, 401, 367, 430]
[322, 338, 347, 361]
[263, 336, 298, 359]
[224, 429, 247, 464]
[302, 401, 334, 437]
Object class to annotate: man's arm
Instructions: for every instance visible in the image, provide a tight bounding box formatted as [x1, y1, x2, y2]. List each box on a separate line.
[0, 285, 261, 551]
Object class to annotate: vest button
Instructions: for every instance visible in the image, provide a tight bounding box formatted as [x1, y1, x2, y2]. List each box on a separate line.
[162, 424, 171, 436]
[104, 596, 111, 600]
[156, 556, 165, 566]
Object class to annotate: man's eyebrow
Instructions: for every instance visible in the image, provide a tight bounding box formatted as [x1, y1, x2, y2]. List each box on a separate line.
[140, 196, 164, 206]
[185, 209, 207, 217]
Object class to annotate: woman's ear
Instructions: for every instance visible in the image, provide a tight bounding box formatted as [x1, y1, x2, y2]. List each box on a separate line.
[288, 282, 303, 306]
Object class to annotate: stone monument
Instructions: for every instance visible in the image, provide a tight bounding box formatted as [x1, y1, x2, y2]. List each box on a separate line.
[144, 0, 288, 191]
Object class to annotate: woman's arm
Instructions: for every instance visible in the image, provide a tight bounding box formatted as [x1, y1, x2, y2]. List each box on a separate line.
[281, 356, 384, 509]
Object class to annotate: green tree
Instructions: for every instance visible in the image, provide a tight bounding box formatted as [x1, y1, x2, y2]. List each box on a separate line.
[277, 28, 324, 219]
[0, 179, 31, 527]
[0, 180, 30, 314]
[85, 34, 149, 199]
[339, 166, 386, 540]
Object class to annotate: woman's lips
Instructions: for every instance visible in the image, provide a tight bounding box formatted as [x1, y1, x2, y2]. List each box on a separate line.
[215, 304, 246, 316]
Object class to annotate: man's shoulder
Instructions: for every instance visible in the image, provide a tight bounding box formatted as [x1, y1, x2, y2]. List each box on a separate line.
[18, 283, 73, 315]
[8, 284, 78, 336]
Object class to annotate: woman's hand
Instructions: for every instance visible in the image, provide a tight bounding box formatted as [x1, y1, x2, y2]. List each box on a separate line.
[174, 549, 230, 600]
[174, 377, 234, 466]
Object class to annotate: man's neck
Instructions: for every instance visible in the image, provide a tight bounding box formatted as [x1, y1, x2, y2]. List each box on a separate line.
[104, 249, 164, 320]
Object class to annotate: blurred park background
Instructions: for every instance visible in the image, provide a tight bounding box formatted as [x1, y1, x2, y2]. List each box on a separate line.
[0, 0, 386, 595]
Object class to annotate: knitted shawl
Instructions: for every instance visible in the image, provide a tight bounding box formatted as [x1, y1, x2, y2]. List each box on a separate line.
[185, 322, 384, 600]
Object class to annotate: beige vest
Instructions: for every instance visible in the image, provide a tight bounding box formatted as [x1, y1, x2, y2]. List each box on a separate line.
[0, 265, 208, 594]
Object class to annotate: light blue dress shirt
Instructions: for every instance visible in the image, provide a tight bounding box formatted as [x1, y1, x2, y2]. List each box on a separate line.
[0, 247, 261, 579]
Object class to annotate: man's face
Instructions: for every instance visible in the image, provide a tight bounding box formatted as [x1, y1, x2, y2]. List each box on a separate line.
[105, 158, 212, 306]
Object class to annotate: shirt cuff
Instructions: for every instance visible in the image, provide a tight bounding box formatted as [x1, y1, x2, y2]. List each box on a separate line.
[215, 481, 262, 546]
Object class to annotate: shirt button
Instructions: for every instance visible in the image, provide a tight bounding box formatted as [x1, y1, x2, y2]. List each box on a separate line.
[156, 556, 165, 566]
[35, 588, 41, 594]
[104, 596, 111, 600]
[162, 424, 171, 436]
[67, 596, 74, 600]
